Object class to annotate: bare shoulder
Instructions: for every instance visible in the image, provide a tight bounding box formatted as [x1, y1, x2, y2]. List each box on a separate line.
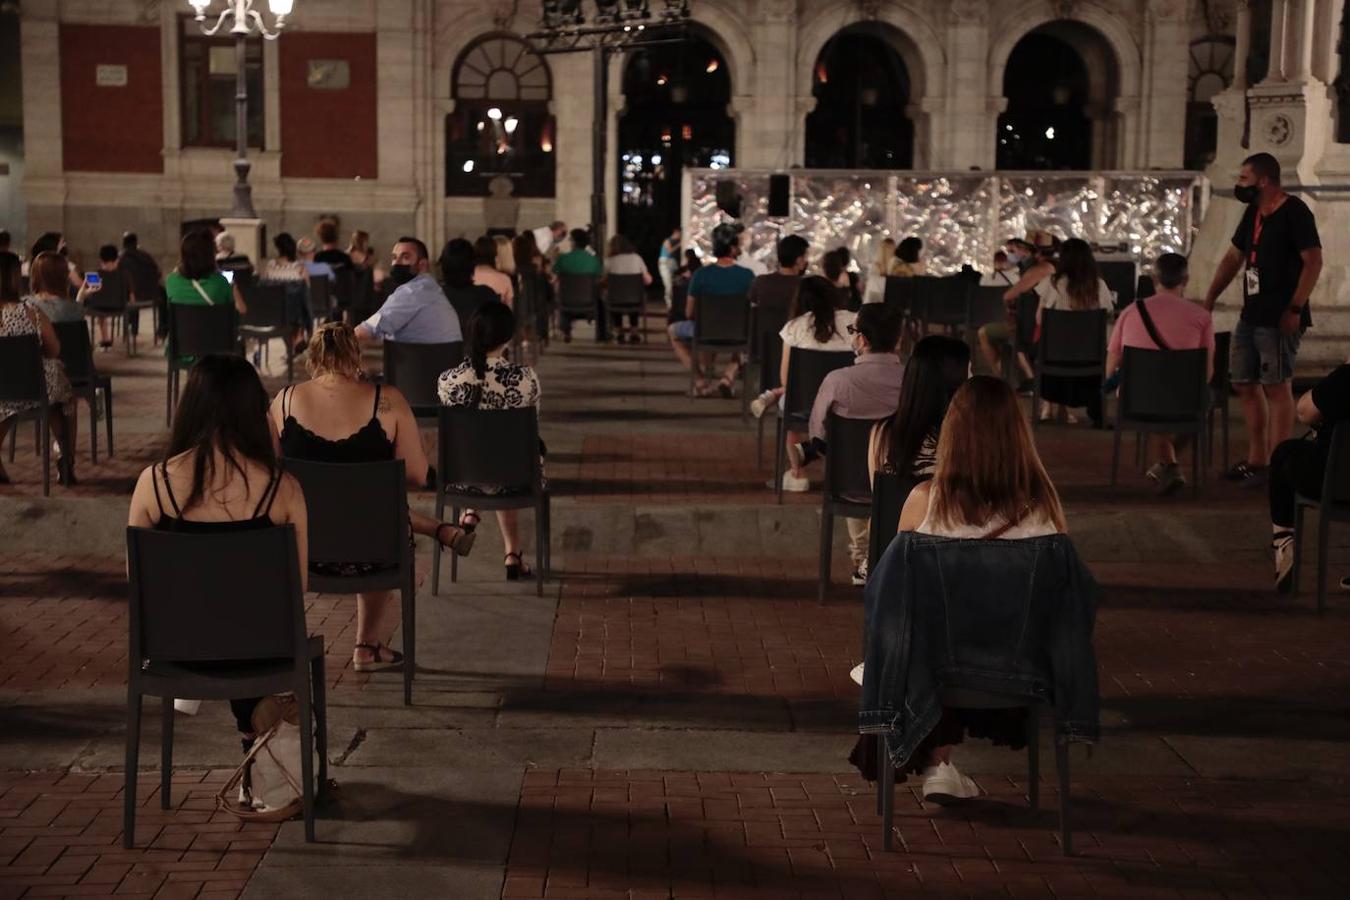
[378, 383, 409, 414]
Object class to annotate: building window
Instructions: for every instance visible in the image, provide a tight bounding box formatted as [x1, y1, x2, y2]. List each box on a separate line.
[181, 18, 264, 149]
[447, 33, 555, 198]
[1185, 35, 1234, 169]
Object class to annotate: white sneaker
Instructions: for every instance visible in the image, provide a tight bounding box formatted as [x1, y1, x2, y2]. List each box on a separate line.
[920, 761, 980, 804]
[781, 471, 810, 493]
[1275, 535, 1295, 594]
[1145, 462, 1165, 482]
[749, 390, 776, 419]
[849, 662, 865, 686]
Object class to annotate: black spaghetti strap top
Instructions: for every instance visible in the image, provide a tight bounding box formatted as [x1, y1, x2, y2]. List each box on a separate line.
[278, 384, 395, 463]
[151, 462, 281, 532]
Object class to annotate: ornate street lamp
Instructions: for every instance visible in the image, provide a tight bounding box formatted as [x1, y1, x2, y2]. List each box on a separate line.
[186, 1, 294, 219]
[526, 1, 690, 250]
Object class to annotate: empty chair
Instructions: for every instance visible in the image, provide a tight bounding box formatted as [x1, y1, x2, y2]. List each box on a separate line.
[1110, 348, 1209, 496]
[557, 274, 598, 340]
[0, 335, 54, 495]
[1207, 331, 1233, 471]
[240, 283, 296, 383]
[53, 320, 114, 464]
[124, 525, 327, 846]
[689, 292, 752, 415]
[774, 349, 855, 503]
[347, 266, 378, 324]
[1293, 425, 1350, 614]
[882, 276, 924, 320]
[285, 458, 418, 705]
[166, 304, 239, 424]
[123, 261, 162, 353]
[818, 413, 883, 602]
[1034, 308, 1107, 423]
[433, 406, 549, 597]
[603, 274, 647, 341]
[923, 276, 972, 336]
[1097, 259, 1138, 310]
[382, 340, 465, 418]
[755, 328, 785, 468]
[967, 286, 1007, 349]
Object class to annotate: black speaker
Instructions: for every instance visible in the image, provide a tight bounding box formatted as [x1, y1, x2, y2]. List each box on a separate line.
[715, 180, 742, 219]
[768, 174, 791, 217]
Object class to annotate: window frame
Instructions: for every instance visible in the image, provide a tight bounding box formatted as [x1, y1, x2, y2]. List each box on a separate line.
[179, 17, 266, 151]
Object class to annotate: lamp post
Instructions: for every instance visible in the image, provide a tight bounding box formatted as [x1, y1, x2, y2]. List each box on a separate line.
[186, 0, 293, 220]
[526, 1, 690, 252]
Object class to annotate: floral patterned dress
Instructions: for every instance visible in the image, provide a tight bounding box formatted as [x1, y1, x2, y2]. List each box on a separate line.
[0, 300, 71, 421]
[437, 356, 543, 493]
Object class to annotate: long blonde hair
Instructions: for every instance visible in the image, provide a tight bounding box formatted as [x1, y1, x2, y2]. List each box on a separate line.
[874, 238, 896, 277]
[306, 322, 364, 380]
[494, 235, 516, 275]
[929, 376, 1066, 533]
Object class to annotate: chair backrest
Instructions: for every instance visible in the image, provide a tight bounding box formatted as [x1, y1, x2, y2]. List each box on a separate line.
[694, 292, 750, 344]
[242, 282, 290, 329]
[126, 525, 305, 662]
[824, 413, 881, 503]
[331, 267, 355, 310]
[86, 270, 130, 312]
[868, 470, 916, 573]
[349, 267, 378, 322]
[307, 276, 332, 318]
[1118, 347, 1208, 421]
[52, 320, 95, 383]
[1013, 292, 1040, 349]
[558, 274, 597, 315]
[1211, 331, 1231, 393]
[382, 340, 464, 409]
[436, 405, 541, 492]
[783, 348, 855, 423]
[759, 331, 784, 391]
[883, 276, 924, 316]
[1321, 425, 1350, 505]
[1097, 260, 1137, 310]
[283, 459, 409, 567]
[923, 277, 971, 328]
[968, 286, 1007, 333]
[606, 274, 645, 310]
[0, 334, 47, 403]
[1040, 308, 1106, 367]
[123, 256, 161, 304]
[169, 303, 238, 360]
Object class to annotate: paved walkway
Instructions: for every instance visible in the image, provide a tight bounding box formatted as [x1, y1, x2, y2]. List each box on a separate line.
[3, 315, 1350, 899]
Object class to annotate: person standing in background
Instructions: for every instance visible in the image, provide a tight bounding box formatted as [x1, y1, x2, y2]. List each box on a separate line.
[658, 227, 681, 309]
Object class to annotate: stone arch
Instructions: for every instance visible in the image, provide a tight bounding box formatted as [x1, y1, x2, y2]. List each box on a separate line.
[684, 3, 755, 99]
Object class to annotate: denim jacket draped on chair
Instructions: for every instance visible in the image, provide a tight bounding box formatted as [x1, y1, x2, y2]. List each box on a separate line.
[859, 532, 1101, 767]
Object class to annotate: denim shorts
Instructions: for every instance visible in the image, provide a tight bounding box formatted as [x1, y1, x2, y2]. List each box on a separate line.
[1230, 318, 1300, 385]
[670, 319, 696, 342]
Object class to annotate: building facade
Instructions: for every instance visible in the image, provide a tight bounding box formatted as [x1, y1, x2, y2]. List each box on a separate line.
[9, 0, 1350, 361]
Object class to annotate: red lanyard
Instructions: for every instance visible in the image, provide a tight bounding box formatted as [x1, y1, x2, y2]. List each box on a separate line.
[1249, 212, 1264, 265]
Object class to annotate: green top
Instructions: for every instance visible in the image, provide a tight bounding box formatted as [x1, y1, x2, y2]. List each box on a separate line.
[166, 270, 233, 306]
[553, 249, 603, 277]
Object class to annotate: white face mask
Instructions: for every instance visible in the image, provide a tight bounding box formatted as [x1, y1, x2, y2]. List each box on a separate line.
[1005, 250, 1024, 266]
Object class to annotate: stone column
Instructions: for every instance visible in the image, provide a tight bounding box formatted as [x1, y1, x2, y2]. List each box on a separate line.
[1232, 0, 1251, 90]
[1141, 0, 1189, 167]
[1289, 0, 1317, 83]
[19, 0, 64, 238]
[941, 1, 992, 169]
[741, 4, 792, 168]
[1265, 0, 1289, 82]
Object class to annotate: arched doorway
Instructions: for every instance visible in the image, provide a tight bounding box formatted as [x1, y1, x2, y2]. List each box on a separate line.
[617, 30, 734, 264]
[1185, 35, 1234, 170]
[804, 24, 913, 169]
[997, 21, 1119, 170]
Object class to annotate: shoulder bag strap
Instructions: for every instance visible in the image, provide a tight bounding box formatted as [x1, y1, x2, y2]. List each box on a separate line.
[1134, 298, 1171, 351]
[980, 506, 1028, 541]
[190, 278, 214, 304]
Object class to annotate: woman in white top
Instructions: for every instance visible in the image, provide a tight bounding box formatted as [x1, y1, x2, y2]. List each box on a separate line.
[862, 238, 897, 304]
[887, 375, 1065, 801]
[603, 234, 652, 344]
[1033, 238, 1112, 424]
[260, 232, 310, 354]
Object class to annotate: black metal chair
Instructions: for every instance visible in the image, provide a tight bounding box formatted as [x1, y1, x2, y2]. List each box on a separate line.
[882, 275, 924, 320]
[433, 406, 550, 597]
[1010, 291, 1040, 383]
[1293, 425, 1350, 614]
[166, 304, 239, 425]
[755, 329, 785, 469]
[306, 276, 333, 322]
[84, 269, 133, 355]
[1033, 309, 1107, 424]
[1207, 331, 1232, 472]
[347, 267, 379, 324]
[875, 692, 1070, 854]
[123, 265, 162, 352]
[774, 349, 854, 504]
[53, 320, 113, 464]
[603, 274, 647, 341]
[924, 276, 972, 336]
[818, 414, 883, 603]
[124, 525, 327, 846]
[241, 283, 296, 383]
[382, 340, 464, 419]
[1110, 348, 1209, 496]
[690, 292, 752, 418]
[285, 458, 418, 705]
[1098, 259, 1138, 311]
[968, 286, 1007, 368]
[557, 274, 599, 341]
[0, 334, 52, 496]
[866, 471, 914, 582]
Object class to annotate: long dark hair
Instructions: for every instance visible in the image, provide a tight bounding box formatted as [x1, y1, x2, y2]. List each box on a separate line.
[0, 251, 21, 302]
[512, 231, 540, 275]
[464, 301, 517, 407]
[273, 232, 298, 262]
[885, 335, 970, 476]
[165, 354, 278, 514]
[790, 275, 842, 344]
[438, 238, 476, 290]
[1052, 238, 1100, 310]
[179, 229, 218, 281]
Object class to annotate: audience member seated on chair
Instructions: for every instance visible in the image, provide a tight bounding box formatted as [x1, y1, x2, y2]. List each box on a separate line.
[512, 232, 545, 358]
[438, 301, 543, 581]
[861, 238, 897, 304]
[1269, 365, 1350, 593]
[751, 276, 855, 491]
[868, 335, 972, 488]
[29, 250, 99, 324]
[314, 220, 353, 271]
[851, 375, 1070, 799]
[355, 237, 461, 345]
[0, 253, 76, 487]
[749, 234, 809, 327]
[168, 229, 248, 319]
[81, 245, 129, 349]
[787, 303, 904, 581]
[263, 232, 312, 353]
[270, 322, 474, 672]
[553, 229, 604, 342]
[823, 248, 862, 311]
[1035, 238, 1112, 425]
[126, 354, 309, 747]
[439, 238, 499, 332]
[978, 234, 1056, 383]
[213, 231, 251, 271]
[347, 230, 375, 272]
[1105, 253, 1215, 496]
[603, 234, 652, 344]
[119, 233, 163, 343]
[473, 235, 515, 308]
[669, 224, 756, 397]
[979, 251, 1020, 288]
[892, 237, 926, 278]
[297, 237, 336, 284]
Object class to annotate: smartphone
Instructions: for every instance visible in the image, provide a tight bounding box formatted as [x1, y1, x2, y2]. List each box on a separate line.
[222, 269, 235, 284]
[84, 272, 101, 287]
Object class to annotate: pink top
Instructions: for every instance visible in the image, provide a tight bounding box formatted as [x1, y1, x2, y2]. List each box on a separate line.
[473, 265, 515, 308]
[1108, 291, 1214, 356]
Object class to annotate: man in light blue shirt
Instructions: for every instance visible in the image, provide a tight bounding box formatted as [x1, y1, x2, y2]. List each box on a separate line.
[297, 236, 335, 282]
[355, 236, 462, 344]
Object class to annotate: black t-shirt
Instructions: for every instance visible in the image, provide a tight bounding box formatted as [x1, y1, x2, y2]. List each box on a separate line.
[1311, 364, 1350, 453]
[1230, 194, 1320, 328]
[314, 248, 353, 270]
[747, 272, 800, 332]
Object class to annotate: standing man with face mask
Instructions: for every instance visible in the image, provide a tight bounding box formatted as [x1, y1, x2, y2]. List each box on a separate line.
[355, 236, 462, 344]
[1204, 153, 1323, 487]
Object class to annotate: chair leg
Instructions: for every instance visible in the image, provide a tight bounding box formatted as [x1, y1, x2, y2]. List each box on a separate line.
[1192, 427, 1201, 498]
[7, 423, 14, 462]
[1026, 707, 1040, 810]
[310, 653, 329, 792]
[1056, 740, 1072, 856]
[1221, 400, 1230, 473]
[105, 384, 115, 456]
[875, 734, 885, 816]
[818, 507, 833, 604]
[40, 412, 50, 498]
[535, 504, 545, 598]
[741, 357, 750, 423]
[166, 368, 173, 427]
[1317, 512, 1330, 615]
[88, 392, 99, 466]
[1292, 504, 1305, 597]
[880, 736, 895, 851]
[1110, 424, 1122, 487]
[402, 584, 414, 706]
[431, 495, 445, 596]
[757, 415, 766, 470]
[543, 494, 552, 575]
[774, 418, 785, 505]
[123, 690, 142, 849]
[450, 505, 460, 584]
[295, 671, 316, 842]
[159, 697, 174, 810]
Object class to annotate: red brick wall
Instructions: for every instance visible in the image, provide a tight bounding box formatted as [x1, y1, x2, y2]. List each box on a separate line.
[279, 32, 377, 179]
[59, 25, 163, 173]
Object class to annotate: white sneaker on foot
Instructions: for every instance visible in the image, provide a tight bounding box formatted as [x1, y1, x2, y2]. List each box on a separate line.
[849, 662, 864, 686]
[1275, 534, 1295, 594]
[781, 471, 810, 492]
[749, 390, 776, 419]
[920, 761, 980, 804]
